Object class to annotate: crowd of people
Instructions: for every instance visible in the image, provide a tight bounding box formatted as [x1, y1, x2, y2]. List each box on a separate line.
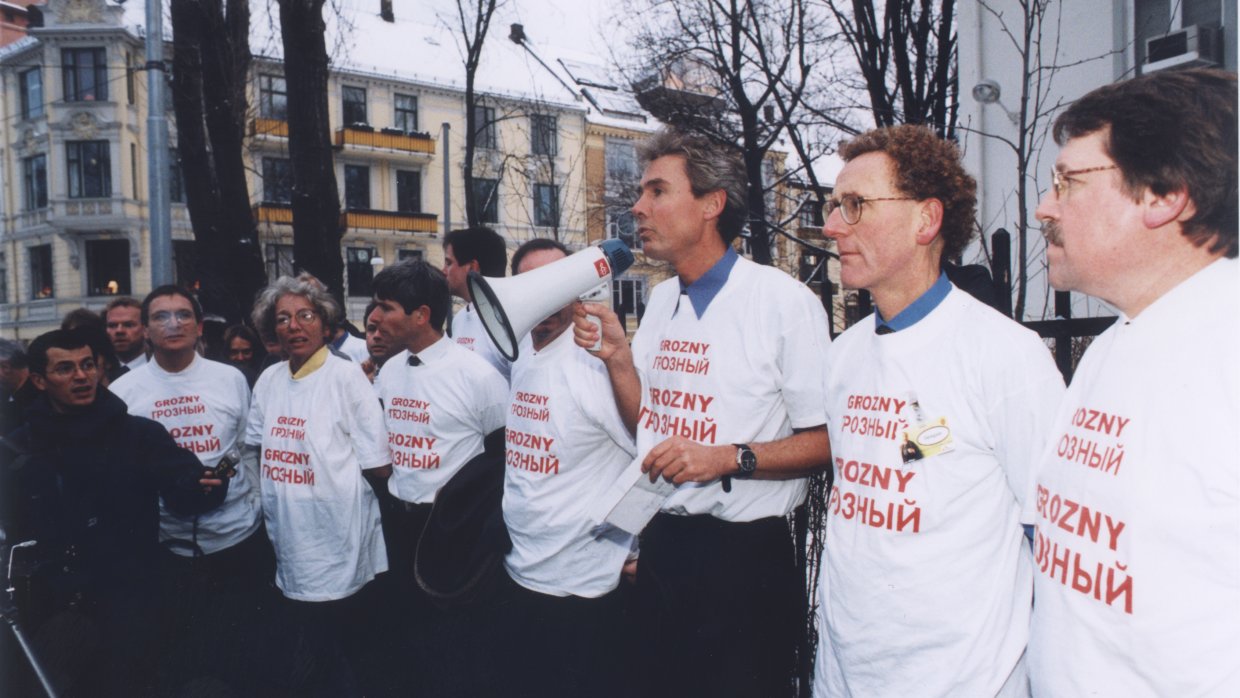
[0, 67, 1236, 697]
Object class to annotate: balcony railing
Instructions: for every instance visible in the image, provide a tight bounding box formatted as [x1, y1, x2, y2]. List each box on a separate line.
[335, 125, 435, 155]
[342, 209, 438, 233]
[250, 118, 289, 137]
[253, 202, 293, 224]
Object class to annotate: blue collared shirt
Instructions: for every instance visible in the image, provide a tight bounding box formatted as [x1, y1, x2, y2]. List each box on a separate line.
[875, 271, 952, 333]
[675, 247, 739, 319]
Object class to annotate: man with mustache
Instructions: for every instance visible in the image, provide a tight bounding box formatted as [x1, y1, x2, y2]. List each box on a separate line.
[1027, 68, 1238, 695]
[813, 124, 1063, 696]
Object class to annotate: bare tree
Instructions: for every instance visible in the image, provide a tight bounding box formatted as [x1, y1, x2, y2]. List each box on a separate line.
[618, 0, 827, 265]
[275, 0, 345, 304]
[170, 0, 267, 322]
[823, 0, 959, 138]
[452, 0, 500, 228]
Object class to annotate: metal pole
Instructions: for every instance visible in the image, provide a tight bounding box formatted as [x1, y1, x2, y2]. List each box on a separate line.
[146, 0, 173, 286]
[441, 122, 451, 235]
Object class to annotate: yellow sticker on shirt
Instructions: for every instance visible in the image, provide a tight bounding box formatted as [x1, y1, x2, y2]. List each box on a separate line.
[899, 397, 954, 463]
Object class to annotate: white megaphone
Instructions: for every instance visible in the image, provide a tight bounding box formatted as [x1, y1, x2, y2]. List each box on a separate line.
[467, 240, 635, 361]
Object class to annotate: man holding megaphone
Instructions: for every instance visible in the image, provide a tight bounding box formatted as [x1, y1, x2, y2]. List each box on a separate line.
[573, 128, 832, 698]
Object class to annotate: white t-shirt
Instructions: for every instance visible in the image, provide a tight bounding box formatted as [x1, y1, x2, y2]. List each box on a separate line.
[813, 287, 1064, 697]
[335, 331, 370, 363]
[376, 335, 507, 504]
[503, 329, 637, 597]
[112, 355, 261, 556]
[626, 256, 830, 521]
[121, 353, 148, 371]
[451, 303, 511, 382]
[246, 353, 390, 602]
[1028, 258, 1240, 696]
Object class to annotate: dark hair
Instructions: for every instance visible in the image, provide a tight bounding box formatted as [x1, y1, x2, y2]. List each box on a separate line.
[251, 273, 344, 341]
[1054, 68, 1237, 258]
[371, 260, 451, 332]
[102, 296, 142, 321]
[363, 300, 380, 328]
[637, 128, 749, 244]
[61, 307, 104, 332]
[141, 285, 204, 325]
[839, 125, 978, 262]
[27, 328, 96, 376]
[444, 227, 508, 277]
[223, 323, 259, 349]
[511, 238, 570, 275]
[0, 339, 28, 370]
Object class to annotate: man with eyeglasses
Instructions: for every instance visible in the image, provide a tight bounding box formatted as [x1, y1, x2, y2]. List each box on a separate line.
[110, 285, 269, 693]
[1027, 69, 1238, 696]
[812, 125, 1063, 696]
[0, 327, 228, 695]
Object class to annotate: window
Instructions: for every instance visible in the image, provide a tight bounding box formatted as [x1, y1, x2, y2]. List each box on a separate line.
[394, 94, 418, 133]
[263, 158, 292, 203]
[126, 52, 135, 105]
[346, 247, 376, 297]
[396, 170, 421, 213]
[266, 243, 294, 281]
[259, 74, 287, 120]
[612, 278, 645, 319]
[62, 48, 108, 102]
[605, 139, 638, 184]
[23, 155, 47, 211]
[29, 245, 53, 299]
[1134, 0, 1224, 70]
[531, 114, 557, 156]
[66, 141, 112, 198]
[173, 240, 199, 290]
[20, 68, 43, 119]
[169, 148, 185, 203]
[342, 86, 367, 126]
[130, 143, 138, 197]
[473, 105, 497, 149]
[471, 177, 499, 224]
[344, 165, 370, 210]
[86, 239, 131, 296]
[534, 183, 559, 227]
[398, 249, 423, 262]
[0, 252, 8, 305]
[798, 200, 823, 229]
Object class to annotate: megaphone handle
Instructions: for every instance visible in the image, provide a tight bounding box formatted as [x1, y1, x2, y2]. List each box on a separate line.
[584, 312, 603, 352]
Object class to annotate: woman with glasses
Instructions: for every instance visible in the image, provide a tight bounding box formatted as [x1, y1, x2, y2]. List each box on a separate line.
[245, 273, 390, 695]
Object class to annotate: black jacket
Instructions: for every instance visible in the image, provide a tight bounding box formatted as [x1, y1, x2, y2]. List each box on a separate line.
[0, 388, 227, 606]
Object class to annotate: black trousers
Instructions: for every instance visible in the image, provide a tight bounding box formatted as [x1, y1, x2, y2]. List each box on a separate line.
[635, 512, 802, 698]
[496, 575, 634, 698]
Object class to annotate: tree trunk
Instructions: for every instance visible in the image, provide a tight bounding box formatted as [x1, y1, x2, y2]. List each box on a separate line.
[276, 0, 345, 306]
[170, 0, 265, 323]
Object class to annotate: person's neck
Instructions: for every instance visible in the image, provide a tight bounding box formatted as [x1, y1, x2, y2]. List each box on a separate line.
[532, 326, 569, 352]
[673, 240, 729, 287]
[117, 348, 143, 364]
[1114, 246, 1223, 319]
[407, 330, 443, 356]
[154, 348, 196, 374]
[872, 260, 941, 322]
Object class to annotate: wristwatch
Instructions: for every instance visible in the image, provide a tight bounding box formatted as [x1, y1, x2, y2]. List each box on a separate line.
[734, 443, 757, 478]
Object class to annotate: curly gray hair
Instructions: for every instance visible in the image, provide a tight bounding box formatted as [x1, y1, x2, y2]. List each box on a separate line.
[251, 272, 343, 342]
[636, 128, 749, 243]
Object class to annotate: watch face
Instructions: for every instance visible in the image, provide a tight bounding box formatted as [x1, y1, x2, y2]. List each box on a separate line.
[739, 448, 757, 474]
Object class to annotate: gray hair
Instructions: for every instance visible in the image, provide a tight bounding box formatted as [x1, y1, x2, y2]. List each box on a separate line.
[637, 128, 749, 243]
[251, 272, 343, 342]
[0, 338, 27, 369]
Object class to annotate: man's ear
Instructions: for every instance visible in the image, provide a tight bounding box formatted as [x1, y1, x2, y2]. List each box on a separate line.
[465, 259, 482, 274]
[1143, 187, 1194, 229]
[29, 373, 46, 392]
[702, 189, 727, 222]
[914, 198, 945, 246]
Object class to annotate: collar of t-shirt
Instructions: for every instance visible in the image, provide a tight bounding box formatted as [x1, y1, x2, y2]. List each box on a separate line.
[149, 352, 200, 377]
[290, 345, 329, 379]
[875, 271, 951, 334]
[407, 334, 452, 367]
[675, 246, 739, 319]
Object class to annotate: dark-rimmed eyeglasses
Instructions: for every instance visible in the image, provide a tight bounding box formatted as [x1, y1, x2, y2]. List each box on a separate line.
[1051, 165, 1118, 200]
[824, 194, 918, 225]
